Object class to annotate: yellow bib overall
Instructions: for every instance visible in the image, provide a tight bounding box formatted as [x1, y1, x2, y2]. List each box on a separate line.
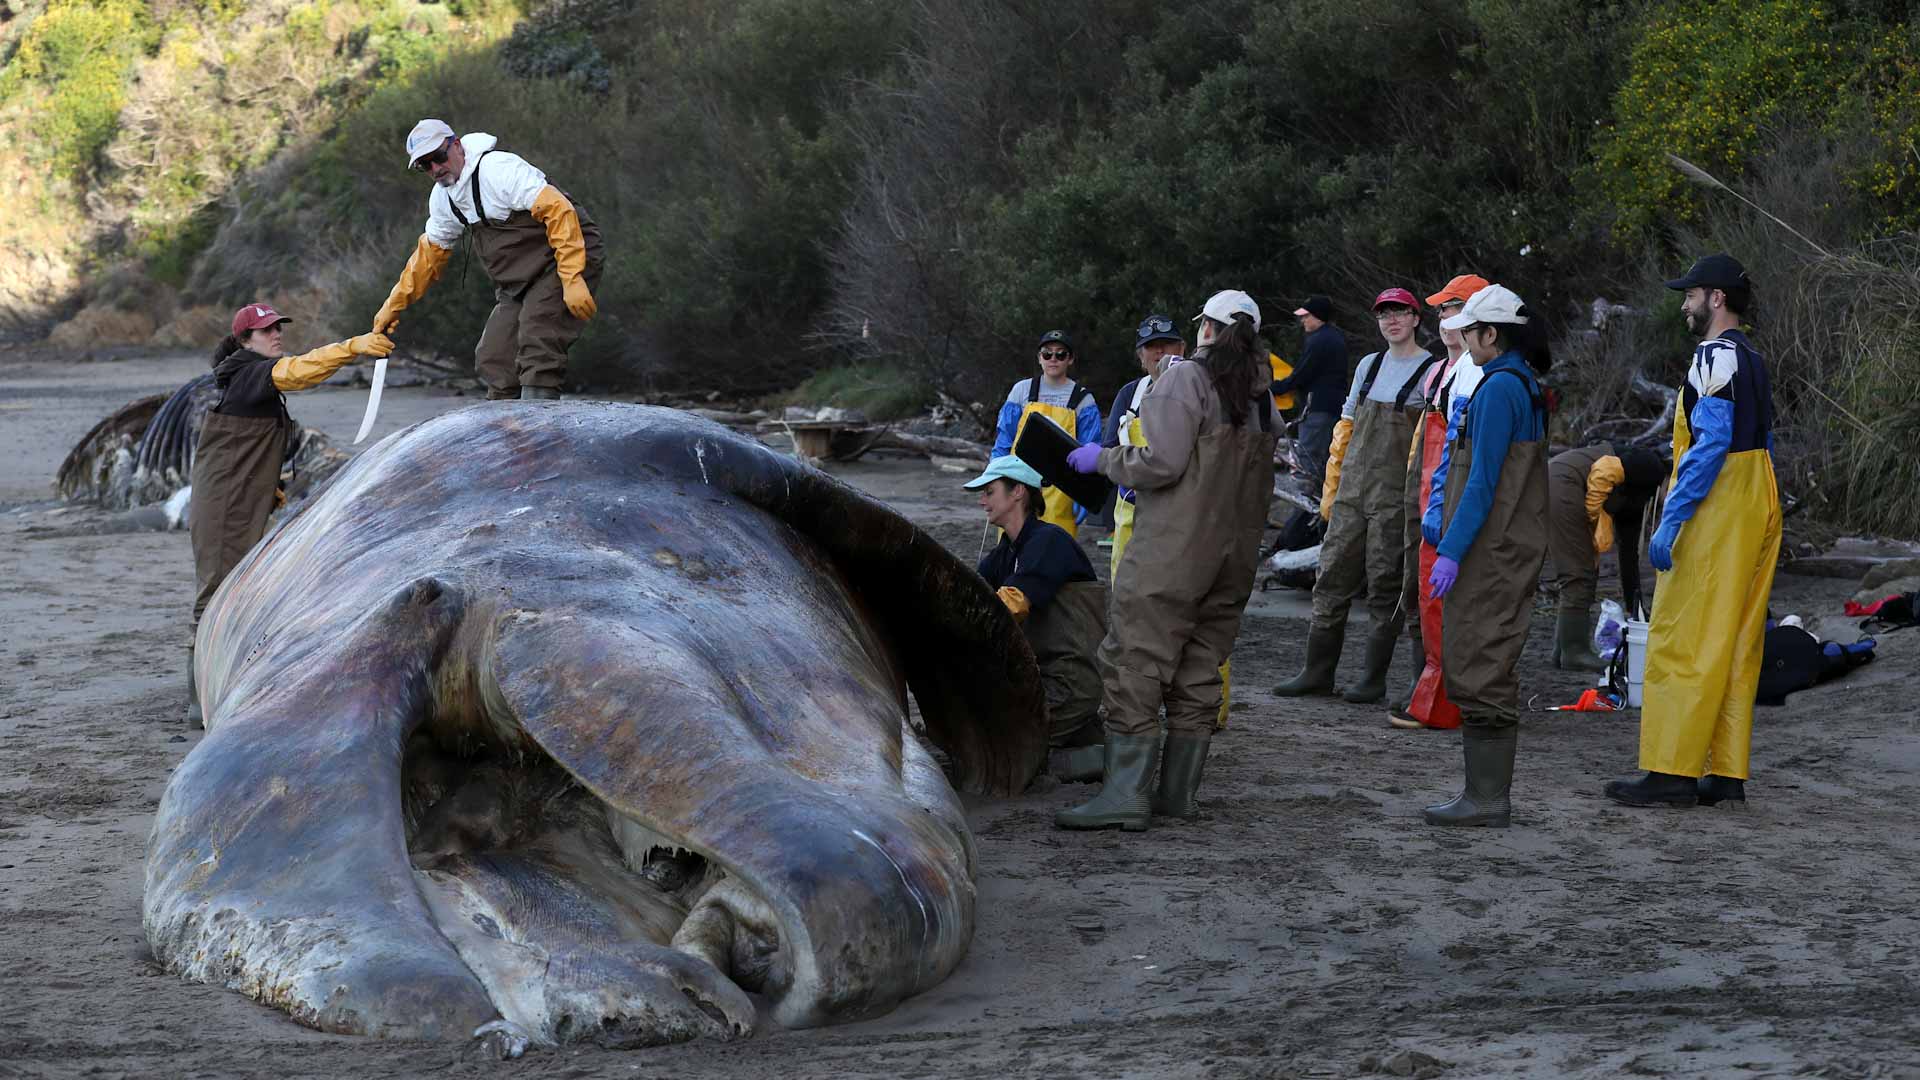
[1638, 408, 1781, 779]
[1012, 380, 1090, 537]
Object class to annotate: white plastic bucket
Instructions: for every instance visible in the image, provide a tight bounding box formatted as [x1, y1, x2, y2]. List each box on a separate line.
[1624, 618, 1650, 708]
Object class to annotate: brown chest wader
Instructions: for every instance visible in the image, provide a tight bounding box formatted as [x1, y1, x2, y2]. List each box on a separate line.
[1023, 579, 1108, 747]
[1293, 353, 1436, 702]
[1424, 368, 1547, 828]
[449, 151, 606, 398]
[189, 412, 289, 627]
[1437, 369, 1549, 728]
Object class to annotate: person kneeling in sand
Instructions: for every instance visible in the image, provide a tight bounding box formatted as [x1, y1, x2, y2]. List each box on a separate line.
[966, 456, 1108, 781]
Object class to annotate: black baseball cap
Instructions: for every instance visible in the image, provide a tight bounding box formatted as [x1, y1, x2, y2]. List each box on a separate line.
[1665, 253, 1750, 292]
[1293, 295, 1332, 321]
[1134, 314, 1181, 348]
[1037, 329, 1075, 352]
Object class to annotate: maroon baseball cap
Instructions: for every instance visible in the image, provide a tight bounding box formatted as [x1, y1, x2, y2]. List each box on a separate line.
[231, 303, 290, 337]
[1371, 287, 1419, 312]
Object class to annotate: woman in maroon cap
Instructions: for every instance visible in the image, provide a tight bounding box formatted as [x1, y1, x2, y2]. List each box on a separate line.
[1275, 287, 1439, 705]
[189, 305, 392, 635]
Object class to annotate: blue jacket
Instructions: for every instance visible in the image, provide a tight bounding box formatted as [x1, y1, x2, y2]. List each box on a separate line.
[1435, 352, 1545, 564]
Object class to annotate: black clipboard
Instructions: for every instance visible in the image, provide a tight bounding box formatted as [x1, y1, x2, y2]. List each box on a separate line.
[1013, 413, 1114, 511]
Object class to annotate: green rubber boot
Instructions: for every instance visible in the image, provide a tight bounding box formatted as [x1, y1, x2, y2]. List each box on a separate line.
[1152, 732, 1211, 819]
[1341, 620, 1399, 704]
[1423, 725, 1515, 827]
[1055, 733, 1160, 831]
[1552, 607, 1607, 672]
[1274, 625, 1344, 697]
[519, 385, 561, 400]
[1047, 743, 1107, 783]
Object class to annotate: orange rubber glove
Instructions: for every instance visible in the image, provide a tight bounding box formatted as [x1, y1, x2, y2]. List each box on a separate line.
[1586, 454, 1626, 553]
[1318, 417, 1354, 521]
[271, 333, 392, 392]
[529, 185, 596, 320]
[373, 235, 451, 334]
[995, 585, 1030, 623]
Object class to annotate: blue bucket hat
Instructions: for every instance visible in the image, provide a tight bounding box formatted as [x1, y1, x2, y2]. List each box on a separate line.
[962, 455, 1045, 491]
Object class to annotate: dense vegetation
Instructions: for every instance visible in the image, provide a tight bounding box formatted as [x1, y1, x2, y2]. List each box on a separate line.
[5, 0, 1920, 532]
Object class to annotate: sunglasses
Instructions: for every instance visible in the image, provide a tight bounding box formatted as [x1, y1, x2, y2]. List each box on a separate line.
[1136, 316, 1174, 336]
[410, 138, 453, 172]
[1039, 349, 1071, 360]
[1438, 301, 1466, 314]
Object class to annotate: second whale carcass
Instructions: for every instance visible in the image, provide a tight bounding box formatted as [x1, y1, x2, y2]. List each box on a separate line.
[143, 402, 1045, 1053]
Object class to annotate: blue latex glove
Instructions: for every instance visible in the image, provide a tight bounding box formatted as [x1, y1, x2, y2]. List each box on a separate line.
[1066, 444, 1102, 474]
[1117, 485, 1136, 504]
[1664, 396, 1734, 528]
[1421, 504, 1443, 547]
[1649, 519, 1679, 572]
[1429, 555, 1459, 598]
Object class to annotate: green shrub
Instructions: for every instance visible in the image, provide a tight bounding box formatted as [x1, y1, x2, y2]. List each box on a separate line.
[1, 0, 151, 180]
[772, 362, 934, 422]
[1592, 1, 1861, 237]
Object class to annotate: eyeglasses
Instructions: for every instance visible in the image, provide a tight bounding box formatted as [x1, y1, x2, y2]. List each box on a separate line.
[1136, 316, 1174, 336]
[1039, 349, 1071, 360]
[410, 138, 453, 172]
[1437, 301, 1466, 315]
[1374, 308, 1416, 321]
[1458, 323, 1490, 338]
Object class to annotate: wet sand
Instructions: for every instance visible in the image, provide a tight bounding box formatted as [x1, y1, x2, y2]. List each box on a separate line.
[3, 350, 1918, 1078]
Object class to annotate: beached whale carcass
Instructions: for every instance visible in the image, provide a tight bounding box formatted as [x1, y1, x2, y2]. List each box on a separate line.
[142, 402, 1045, 1054]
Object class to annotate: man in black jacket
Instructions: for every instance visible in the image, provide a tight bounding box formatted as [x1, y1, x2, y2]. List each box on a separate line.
[1273, 295, 1349, 496]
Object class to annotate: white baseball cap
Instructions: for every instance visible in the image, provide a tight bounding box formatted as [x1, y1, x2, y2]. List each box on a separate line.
[1439, 284, 1529, 329]
[405, 119, 456, 166]
[1193, 289, 1261, 332]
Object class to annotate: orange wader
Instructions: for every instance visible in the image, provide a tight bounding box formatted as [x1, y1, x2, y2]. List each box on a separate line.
[1400, 387, 1462, 729]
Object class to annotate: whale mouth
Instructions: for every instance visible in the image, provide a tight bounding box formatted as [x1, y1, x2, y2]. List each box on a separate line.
[397, 732, 772, 1048]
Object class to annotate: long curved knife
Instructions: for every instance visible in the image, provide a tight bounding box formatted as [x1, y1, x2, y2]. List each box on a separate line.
[352, 354, 388, 445]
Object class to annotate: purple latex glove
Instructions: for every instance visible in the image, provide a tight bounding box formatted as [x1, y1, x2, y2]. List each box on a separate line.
[1065, 444, 1103, 474]
[1428, 555, 1460, 598]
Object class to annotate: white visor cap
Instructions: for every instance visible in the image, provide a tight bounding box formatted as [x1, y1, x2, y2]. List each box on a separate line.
[1193, 289, 1261, 333]
[406, 118, 456, 165]
[1439, 284, 1529, 330]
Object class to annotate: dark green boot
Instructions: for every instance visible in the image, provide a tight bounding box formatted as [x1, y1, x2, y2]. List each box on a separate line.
[1552, 606, 1606, 672]
[1047, 744, 1107, 783]
[519, 385, 561, 400]
[1152, 732, 1211, 819]
[1274, 625, 1344, 697]
[1341, 621, 1399, 704]
[1055, 733, 1160, 831]
[1423, 725, 1515, 827]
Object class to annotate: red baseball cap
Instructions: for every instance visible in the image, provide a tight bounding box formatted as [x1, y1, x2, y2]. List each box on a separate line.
[1371, 287, 1419, 312]
[1425, 274, 1492, 307]
[231, 303, 290, 337]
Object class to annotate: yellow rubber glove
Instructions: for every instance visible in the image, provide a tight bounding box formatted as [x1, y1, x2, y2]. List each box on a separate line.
[373, 235, 452, 334]
[1586, 453, 1625, 554]
[1318, 416, 1354, 521]
[270, 334, 395, 392]
[995, 586, 1030, 623]
[530, 185, 596, 321]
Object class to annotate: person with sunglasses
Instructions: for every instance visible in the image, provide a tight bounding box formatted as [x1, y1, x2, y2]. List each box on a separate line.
[1098, 315, 1230, 736]
[991, 329, 1104, 536]
[371, 119, 605, 400]
[1055, 291, 1274, 831]
[1274, 288, 1438, 705]
[1418, 284, 1552, 828]
[1388, 274, 1489, 731]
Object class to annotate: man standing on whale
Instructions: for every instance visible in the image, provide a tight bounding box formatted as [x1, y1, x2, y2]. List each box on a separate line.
[372, 119, 605, 400]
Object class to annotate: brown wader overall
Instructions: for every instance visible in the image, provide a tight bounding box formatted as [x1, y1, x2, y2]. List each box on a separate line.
[452, 152, 606, 399]
[189, 412, 287, 625]
[1426, 367, 1547, 826]
[1057, 358, 1274, 829]
[1292, 352, 1435, 700]
[1025, 579, 1108, 746]
[1547, 444, 1609, 618]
